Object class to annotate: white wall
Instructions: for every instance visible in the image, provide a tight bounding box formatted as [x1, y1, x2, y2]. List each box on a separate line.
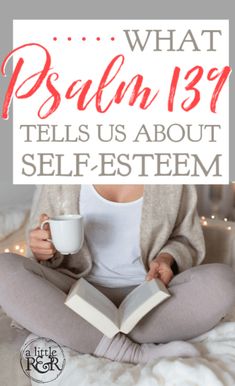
[0, 182, 35, 208]
[0, 120, 35, 208]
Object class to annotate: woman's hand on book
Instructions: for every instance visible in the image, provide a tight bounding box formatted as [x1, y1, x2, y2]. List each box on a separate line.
[29, 213, 56, 261]
[146, 253, 174, 286]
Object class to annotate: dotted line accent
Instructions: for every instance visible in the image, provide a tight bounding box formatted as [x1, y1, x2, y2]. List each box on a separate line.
[52, 37, 115, 42]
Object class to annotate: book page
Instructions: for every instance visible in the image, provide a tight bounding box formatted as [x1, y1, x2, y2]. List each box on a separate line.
[65, 296, 120, 338]
[119, 279, 171, 333]
[66, 278, 119, 326]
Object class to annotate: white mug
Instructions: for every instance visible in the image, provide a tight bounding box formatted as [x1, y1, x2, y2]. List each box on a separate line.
[40, 214, 84, 255]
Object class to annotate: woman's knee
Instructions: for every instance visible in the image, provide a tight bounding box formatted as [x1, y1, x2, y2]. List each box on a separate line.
[192, 263, 235, 316]
[0, 252, 24, 279]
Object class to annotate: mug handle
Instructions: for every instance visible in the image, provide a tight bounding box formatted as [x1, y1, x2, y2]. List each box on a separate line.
[40, 220, 53, 242]
[80, 226, 84, 249]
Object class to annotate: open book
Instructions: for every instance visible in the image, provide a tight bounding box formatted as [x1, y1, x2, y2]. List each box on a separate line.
[64, 277, 171, 338]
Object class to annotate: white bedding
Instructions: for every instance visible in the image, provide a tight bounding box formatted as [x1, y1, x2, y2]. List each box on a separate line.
[14, 304, 235, 386]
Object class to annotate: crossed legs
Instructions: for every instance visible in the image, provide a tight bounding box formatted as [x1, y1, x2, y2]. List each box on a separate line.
[0, 253, 235, 358]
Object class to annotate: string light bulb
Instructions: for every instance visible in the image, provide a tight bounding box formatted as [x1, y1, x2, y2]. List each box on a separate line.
[199, 214, 234, 232]
[1, 243, 26, 255]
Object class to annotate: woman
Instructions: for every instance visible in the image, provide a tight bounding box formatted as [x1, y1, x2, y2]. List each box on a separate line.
[0, 184, 235, 365]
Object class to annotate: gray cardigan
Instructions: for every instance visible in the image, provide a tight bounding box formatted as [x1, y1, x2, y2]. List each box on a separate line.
[25, 185, 206, 279]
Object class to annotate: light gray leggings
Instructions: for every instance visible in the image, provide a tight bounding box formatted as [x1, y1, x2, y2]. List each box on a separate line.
[0, 253, 235, 355]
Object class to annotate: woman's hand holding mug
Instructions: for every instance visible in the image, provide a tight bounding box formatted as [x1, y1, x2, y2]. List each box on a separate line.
[30, 212, 84, 261]
[29, 213, 56, 261]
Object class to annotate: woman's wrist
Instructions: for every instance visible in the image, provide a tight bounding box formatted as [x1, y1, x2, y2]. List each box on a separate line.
[33, 251, 57, 263]
[156, 253, 179, 275]
[155, 253, 175, 267]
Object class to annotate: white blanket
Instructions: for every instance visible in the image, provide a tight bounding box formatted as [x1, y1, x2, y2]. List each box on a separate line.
[18, 305, 235, 386]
